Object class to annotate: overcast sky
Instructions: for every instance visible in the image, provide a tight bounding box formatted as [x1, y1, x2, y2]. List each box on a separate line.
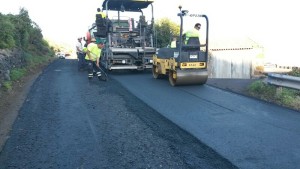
[0, 0, 299, 65]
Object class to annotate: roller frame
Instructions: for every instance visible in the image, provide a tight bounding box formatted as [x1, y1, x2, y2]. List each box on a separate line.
[152, 8, 209, 86]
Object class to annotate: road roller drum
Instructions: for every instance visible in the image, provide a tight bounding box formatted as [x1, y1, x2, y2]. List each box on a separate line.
[169, 69, 208, 86]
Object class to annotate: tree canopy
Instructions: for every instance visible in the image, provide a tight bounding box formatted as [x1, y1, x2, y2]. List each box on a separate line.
[154, 18, 180, 48]
[0, 8, 53, 56]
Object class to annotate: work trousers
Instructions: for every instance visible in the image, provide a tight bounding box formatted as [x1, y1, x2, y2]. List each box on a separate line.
[86, 60, 101, 79]
[77, 52, 86, 70]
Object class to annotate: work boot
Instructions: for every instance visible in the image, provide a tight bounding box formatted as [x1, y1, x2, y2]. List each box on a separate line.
[97, 72, 102, 81]
[88, 73, 93, 80]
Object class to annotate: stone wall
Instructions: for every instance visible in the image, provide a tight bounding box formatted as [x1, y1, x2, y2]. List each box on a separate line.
[0, 49, 26, 87]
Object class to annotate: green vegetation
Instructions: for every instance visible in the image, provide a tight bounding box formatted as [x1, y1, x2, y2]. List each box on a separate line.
[0, 8, 54, 55]
[288, 68, 300, 77]
[154, 18, 180, 48]
[1, 54, 52, 91]
[248, 69, 300, 110]
[0, 8, 56, 91]
[0, 14, 15, 49]
[2, 81, 13, 91]
[248, 81, 275, 100]
[10, 68, 27, 81]
[24, 52, 52, 68]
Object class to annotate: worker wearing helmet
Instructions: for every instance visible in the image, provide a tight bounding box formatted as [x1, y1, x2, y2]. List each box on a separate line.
[96, 8, 106, 18]
[183, 23, 201, 44]
[85, 38, 104, 80]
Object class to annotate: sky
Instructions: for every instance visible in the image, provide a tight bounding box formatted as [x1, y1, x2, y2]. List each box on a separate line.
[0, 0, 299, 66]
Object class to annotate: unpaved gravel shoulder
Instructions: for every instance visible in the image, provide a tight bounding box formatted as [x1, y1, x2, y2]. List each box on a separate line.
[0, 67, 43, 152]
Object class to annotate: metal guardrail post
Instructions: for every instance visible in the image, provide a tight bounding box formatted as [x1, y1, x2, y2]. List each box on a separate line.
[265, 73, 300, 90]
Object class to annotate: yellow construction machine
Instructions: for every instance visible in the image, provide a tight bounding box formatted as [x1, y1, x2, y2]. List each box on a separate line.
[152, 6, 209, 86]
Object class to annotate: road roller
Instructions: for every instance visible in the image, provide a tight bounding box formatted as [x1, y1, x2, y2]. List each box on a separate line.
[152, 7, 209, 86]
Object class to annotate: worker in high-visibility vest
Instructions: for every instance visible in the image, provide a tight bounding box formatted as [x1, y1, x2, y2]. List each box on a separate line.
[96, 8, 106, 18]
[82, 46, 87, 54]
[183, 23, 201, 44]
[85, 38, 104, 80]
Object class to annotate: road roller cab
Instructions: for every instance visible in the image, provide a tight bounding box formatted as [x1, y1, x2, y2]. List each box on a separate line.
[152, 7, 209, 86]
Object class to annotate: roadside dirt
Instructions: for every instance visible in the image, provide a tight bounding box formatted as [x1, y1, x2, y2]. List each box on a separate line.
[0, 65, 44, 151]
[206, 78, 258, 96]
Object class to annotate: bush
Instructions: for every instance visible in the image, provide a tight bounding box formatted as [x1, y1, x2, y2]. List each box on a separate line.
[10, 68, 27, 81]
[248, 80, 276, 100]
[1, 8, 55, 55]
[0, 9, 56, 92]
[2, 81, 12, 91]
[0, 14, 16, 49]
[248, 80, 300, 110]
[289, 68, 300, 77]
[24, 52, 50, 68]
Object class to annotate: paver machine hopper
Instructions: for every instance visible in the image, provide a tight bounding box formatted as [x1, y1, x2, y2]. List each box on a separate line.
[88, 0, 156, 71]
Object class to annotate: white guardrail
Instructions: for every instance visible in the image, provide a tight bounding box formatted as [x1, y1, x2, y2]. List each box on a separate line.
[265, 73, 300, 90]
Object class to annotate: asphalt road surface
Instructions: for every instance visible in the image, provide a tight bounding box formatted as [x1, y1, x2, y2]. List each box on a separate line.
[112, 70, 300, 169]
[0, 59, 237, 169]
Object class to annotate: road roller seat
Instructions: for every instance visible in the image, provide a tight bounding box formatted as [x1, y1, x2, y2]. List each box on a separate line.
[179, 37, 206, 62]
[182, 37, 200, 51]
[187, 37, 200, 45]
[156, 47, 179, 59]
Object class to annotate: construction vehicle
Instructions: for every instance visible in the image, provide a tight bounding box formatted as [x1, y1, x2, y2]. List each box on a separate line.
[86, 0, 156, 71]
[152, 6, 209, 86]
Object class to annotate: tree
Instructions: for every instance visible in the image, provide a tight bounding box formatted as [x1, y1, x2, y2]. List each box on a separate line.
[0, 8, 54, 56]
[154, 18, 180, 48]
[16, 8, 32, 49]
[0, 14, 15, 49]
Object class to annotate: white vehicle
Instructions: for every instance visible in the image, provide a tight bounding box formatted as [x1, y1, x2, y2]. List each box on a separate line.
[57, 52, 65, 59]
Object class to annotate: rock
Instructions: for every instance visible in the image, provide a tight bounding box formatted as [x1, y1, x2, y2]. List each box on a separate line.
[4, 70, 10, 81]
[0, 48, 25, 84]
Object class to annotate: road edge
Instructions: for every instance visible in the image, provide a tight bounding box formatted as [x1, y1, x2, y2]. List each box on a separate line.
[0, 67, 44, 152]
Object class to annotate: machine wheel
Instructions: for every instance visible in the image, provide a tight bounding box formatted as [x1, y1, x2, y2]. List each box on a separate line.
[169, 70, 177, 86]
[152, 64, 164, 79]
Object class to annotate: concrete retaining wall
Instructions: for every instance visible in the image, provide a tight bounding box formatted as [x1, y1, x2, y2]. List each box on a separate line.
[208, 48, 263, 79]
